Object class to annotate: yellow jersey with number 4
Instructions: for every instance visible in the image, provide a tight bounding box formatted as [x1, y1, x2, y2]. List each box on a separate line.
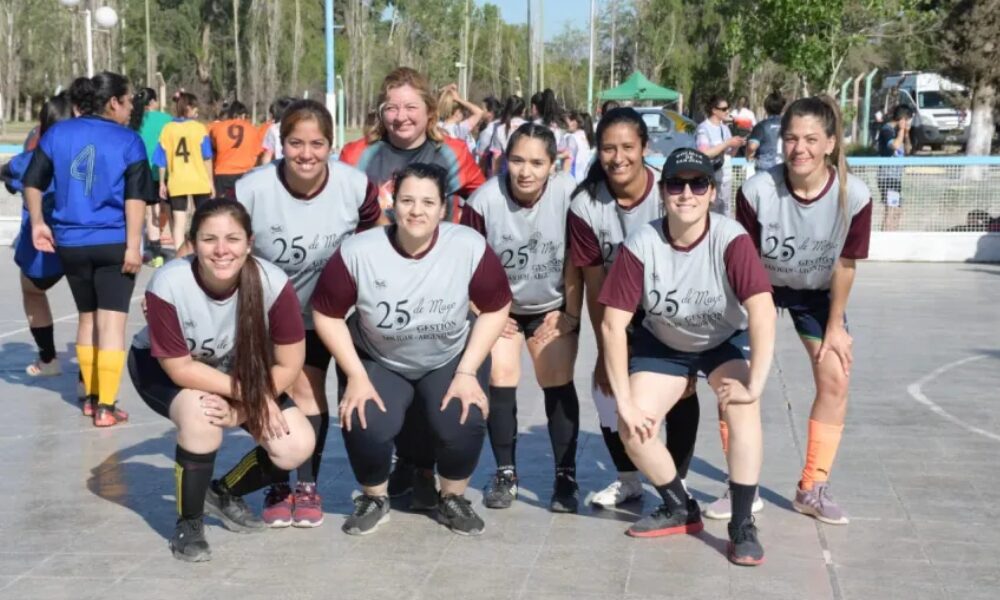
[154, 118, 213, 197]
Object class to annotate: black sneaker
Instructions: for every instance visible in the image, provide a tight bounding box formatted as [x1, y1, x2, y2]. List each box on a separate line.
[387, 459, 415, 498]
[410, 469, 439, 511]
[436, 493, 485, 536]
[549, 472, 580, 514]
[204, 480, 266, 533]
[342, 494, 390, 535]
[627, 499, 703, 538]
[169, 517, 211, 562]
[728, 517, 765, 566]
[483, 468, 518, 509]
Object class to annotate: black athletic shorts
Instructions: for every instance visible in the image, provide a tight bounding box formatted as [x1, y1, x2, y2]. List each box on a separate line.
[511, 305, 580, 339]
[24, 273, 63, 292]
[56, 243, 135, 313]
[128, 346, 294, 419]
[214, 174, 242, 199]
[304, 329, 332, 371]
[168, 194, 211, 212]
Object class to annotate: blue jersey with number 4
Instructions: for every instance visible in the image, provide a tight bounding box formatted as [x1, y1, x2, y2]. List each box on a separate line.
[23, 115, 151, 247]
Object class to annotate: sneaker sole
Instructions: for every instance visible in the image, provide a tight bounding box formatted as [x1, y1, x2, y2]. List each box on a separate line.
[590, 491, 644, 508]
[435, 513, 484, 536]
[342, 512, 390, 536]
[727, 543, 765, 566]
[263, 517, 293, 528]
[704, 498, 765, 520]
[291, 516, 325, 528]
[793, 501, 849, 525]
[627, 520, 704, 538]
[549, 501, 579, 514]
[483, 498, 514, 509]
[170, 544, 212, 563]
[204, 502, 266, 534]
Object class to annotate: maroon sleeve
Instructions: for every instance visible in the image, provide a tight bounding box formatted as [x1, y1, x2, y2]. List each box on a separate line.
[356, 179, 382, 231]
[734, 189, 762, 254]
[724, 234, 774, 302]
[597, 246, 644, 311]
[459, 205, 487, 236]
[841, 200, 872, 259]
[268, 280, 306, 344]
[311, 250, 358, 318]
[568, 211, 604, 268]
[469, 247, 512, 312]
[146, 292, 190, 359]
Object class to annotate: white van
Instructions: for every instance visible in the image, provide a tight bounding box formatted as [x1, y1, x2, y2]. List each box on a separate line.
[877, 72, 970, 150]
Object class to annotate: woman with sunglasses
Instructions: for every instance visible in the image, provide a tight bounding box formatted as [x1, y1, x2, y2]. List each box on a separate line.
[600, 148, 775, 566]
[568, 107, 702, 509]
[695, 95, 746, 215]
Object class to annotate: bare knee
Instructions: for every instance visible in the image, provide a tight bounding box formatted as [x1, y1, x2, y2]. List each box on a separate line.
[815, 368, 850, 405]
[263, 408, 315, 470]
[490, 360, 520, 387]
[171, 391, 224, 453]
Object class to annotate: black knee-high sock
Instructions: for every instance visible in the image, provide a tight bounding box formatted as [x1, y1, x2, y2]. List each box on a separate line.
[730, 481, 758, 524]
[655, 475, 688, 512]
[666, 391, 700, 479]
[148, 239, 162, 259]
[221, 446, 282, 497]
[600, 426, 638, 473]
[543, 382, 580, 473]
[30, 325, 56, 363]
[297, 413, 329, 483]
[175, 446, 216, 520]
[487, 386, 518, 469]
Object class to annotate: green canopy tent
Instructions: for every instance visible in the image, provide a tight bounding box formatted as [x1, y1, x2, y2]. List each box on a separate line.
[598, 71, 681, 103]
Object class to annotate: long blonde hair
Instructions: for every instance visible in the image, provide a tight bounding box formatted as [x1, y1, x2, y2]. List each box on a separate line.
[366, 67, 444, 144]
[780, 94, 849, 220]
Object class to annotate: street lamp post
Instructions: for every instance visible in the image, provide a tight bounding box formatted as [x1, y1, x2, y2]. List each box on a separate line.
[60, 1, 119, 78]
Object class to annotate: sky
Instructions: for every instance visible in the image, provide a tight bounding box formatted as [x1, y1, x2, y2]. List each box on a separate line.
[475, 0, 591, 41]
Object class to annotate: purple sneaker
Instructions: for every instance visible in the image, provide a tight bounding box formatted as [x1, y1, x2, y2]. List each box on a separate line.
[794, 482, 849, 525]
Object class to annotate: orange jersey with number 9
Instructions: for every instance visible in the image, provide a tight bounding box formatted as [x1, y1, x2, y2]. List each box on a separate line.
[209, 118, 263, 175]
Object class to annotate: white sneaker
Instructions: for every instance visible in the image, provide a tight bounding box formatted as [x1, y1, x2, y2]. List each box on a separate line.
[26, 359, 61, 377]
[703, 486, 764, 520]
[590, 475, 644, 507]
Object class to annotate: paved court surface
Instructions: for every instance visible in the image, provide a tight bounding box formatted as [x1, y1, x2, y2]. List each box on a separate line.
[0, 254, 997, 600]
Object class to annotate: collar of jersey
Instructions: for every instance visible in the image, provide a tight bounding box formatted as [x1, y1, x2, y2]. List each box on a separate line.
[503, 174, 548, 209]
[386, 225, 439, 260]
[609, 166, 655, 211]
[661, 213, 711, 253]
[277, 159, 330, 200]
[191, 259, 239, 301]
[783, 166, 835, 205]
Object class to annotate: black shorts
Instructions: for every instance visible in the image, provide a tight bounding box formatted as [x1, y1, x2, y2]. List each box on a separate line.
[773, 286, 847, 341]
[56, 243, 135, 313]
[128, 346, 294, 419]
[304, 329, 332, 371]
[168, 194, 211, 212]
[214, 174, 242, 199]
[511, 306, 580, 339]
[629, 325, 750, 378]
[24, 273, 63, 292]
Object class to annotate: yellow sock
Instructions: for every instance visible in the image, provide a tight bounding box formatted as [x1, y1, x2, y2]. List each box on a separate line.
[76, 345, 98, 396]
[800, 419, 844, 491]
[96, 349, 127, 407]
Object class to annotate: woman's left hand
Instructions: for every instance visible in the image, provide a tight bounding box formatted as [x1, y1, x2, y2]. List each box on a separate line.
[531, 311, 578, 345]
[201, 394, 239, 428]
[122, 246, 142, 274]
[440, 371, 489, 424]
[816, 324, 853, 377]
[717, 378, 757, 412]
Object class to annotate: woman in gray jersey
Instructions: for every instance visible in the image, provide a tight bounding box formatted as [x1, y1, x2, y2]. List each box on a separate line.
[128, 199, 315, 562]
[736, 96, 872, 527]
[600, 148, 776, 566]
[236, 100, 382, 528]
[312, 163, 512, 536]
[567, 108, 703, 508]
[489, 95, 527, 175]
[462, 123, 584, 513]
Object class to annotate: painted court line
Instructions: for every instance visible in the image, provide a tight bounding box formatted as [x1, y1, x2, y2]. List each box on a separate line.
[906, 354, 1000, 443]
[0, 294, 143, 340]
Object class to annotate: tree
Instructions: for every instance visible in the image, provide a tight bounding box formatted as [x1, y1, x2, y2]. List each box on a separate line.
[941, 0, 999, 155]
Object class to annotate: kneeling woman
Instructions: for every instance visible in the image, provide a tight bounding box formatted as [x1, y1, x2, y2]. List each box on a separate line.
[600, 149, 775, 566]
[129, 199, 315, 562]
[312, 163, 511, 536]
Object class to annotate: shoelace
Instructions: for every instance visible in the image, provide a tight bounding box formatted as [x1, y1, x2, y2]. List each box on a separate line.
[179, 518, 204, 538]
[730, 518, 757, 544]
[353, 495, 383, 517]
[817, 485, 836, 509]
[266, 485, 292, 505]
[442, 495, 475, 518]
[496, 471, 516, 487]
[295, 485, 320, 505]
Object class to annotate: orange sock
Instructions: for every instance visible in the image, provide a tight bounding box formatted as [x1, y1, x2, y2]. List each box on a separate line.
[76, 345, 98, 397]
[800, 419, 844, 490]
[96, 349, 126, 407]
[718, 405, 730, 455]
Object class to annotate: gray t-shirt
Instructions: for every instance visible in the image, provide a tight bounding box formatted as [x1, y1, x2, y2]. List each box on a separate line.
[463, 173, 576, 315]
[235, 159, 380, 328]
[748, 116, 783, 170]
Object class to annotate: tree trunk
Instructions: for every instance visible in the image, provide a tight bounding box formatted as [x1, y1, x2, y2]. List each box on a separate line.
[291, 0, 302, 94]
[966, 80, 995, 156]
[234, 0, 241, 102]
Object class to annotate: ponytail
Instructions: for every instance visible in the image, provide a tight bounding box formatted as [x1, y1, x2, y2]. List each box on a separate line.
[69, 77, 97, 115]
[781, 95, 849, 221]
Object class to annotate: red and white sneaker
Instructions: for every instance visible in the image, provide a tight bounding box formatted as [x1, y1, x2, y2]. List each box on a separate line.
[262, 483, 294, 528]
[93, 403, 129, 427]
[292, 482, 324, 528]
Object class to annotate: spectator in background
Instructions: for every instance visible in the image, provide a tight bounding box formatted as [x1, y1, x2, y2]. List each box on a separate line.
[209, 100, 263, 198]
[696, 95, 745, 215]
[730, 96, 757, 137]
[260, 96, 297, 164]
[747, 91, 786, 171]
[476, 96, 503, 176]
[876, 105, 912, 232]
[438, 83, 485, 155]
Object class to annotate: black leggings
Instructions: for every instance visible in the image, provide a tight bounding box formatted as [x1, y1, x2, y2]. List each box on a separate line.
[57, 243, 135, 313]
[340, 351, 490, 487]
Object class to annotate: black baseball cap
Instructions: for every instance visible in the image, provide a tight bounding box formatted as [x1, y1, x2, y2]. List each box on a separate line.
[662, 148, 714, 180]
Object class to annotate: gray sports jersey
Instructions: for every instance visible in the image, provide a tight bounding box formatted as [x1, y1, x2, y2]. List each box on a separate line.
[236, 159, 371, 328]
[490, 118, 527, 155]
[740, 167, 870, 290]
[465, 173, 576, 315]
[341, 223, 488, 379]
[569, 167, 663, 270]
[748, 116, 783, 170]
[628, 217, 751, 352]
[133, 256, 291, 373]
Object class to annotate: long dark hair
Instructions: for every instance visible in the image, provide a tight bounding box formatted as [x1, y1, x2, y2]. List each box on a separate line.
[173, 91, 199, 118]
[506, 122, 557, 163]
[128, 87, 157, 130]
[189, 198, 276, 441]
[531, 88, 563, 128]
[568, 111, 595, 147]
[70, 71, 129, 117]
[280, 99, 333, 146]
[498, 95, 526, 137]
[39, 92, 73, 136]
[781, 95, 848, 220]
[572, 107, 649, 200]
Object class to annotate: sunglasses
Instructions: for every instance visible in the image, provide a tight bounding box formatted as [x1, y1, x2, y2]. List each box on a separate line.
[663, 176, 712, 196]
[714, 105, 729, 112]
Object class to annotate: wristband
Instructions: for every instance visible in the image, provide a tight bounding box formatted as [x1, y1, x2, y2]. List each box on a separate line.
[455, 369, 478, 378]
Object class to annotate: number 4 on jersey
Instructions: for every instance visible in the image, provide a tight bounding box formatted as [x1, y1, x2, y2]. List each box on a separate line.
[70, 144, 96, 197]
[175, 138, 191, 163]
